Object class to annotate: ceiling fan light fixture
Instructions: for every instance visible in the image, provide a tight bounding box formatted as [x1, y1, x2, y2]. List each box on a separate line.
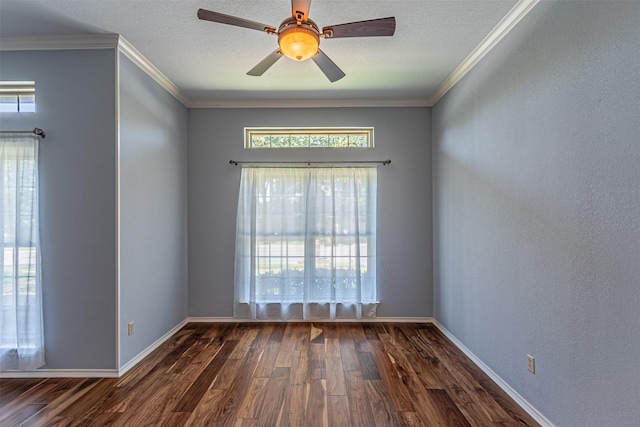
[278, 26, 319, 61]
[197, 3, 395, 81]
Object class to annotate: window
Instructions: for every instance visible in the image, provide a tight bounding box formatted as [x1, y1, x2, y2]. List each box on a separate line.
[234, 167, 377, 320]
[245, 127, 373, 148]
[0, 133, 44, 371]
[0, 81, 36, 113]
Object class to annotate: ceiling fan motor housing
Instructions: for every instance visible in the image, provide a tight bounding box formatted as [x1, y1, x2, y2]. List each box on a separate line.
[278, 17, 320, 61]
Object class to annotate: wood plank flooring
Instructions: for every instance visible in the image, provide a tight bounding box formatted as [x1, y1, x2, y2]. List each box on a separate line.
[0, 323, 540, 427]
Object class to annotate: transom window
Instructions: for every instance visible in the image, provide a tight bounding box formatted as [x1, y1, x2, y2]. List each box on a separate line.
[245, 127, 373, 148]
[0, 81, 36, 113]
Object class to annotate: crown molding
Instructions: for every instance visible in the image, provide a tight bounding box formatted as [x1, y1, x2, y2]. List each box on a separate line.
[0, 34, 119, 51]
[0, 34, 190, 107]
[116, 36, 190, 107]
[426, 0, 540, 106]
[189, 97, 430, 109]
[0, 0, 538, 110]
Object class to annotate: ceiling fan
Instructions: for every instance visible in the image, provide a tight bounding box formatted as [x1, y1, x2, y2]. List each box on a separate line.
[197, 0, 396, 82]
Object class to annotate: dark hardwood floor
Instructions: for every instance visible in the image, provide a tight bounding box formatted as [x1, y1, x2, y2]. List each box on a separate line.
[0, 323, 540, 426]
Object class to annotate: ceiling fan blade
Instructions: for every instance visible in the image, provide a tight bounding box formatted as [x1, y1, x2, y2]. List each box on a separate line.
[311, 49, 345, 83]
[247, 50, 283, 76]
[323, 17, 396, 38]
[291, 0, 312, 21]
[197, 9, 275, 33]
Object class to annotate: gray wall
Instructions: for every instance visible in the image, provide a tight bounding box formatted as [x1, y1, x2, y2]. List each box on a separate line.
[188, 107, 432, 318]
[118, 54, 188, 366]
[432, 2, 640, 426]
[0, 50, 117, 369]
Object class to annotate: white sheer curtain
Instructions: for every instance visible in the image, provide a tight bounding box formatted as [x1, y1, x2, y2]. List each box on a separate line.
[0, 134, 44, 371]
[234, 167, 377, 320]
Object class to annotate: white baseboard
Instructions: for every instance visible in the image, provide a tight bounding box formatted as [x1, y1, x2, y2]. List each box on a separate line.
[431, 319, 554, 427]
[187, 316, 236, 322]
[117, 318, 189, 377]
[187, 316, 435, 323]
[0, 318, 189, 379]
[0, 369, 119, 379]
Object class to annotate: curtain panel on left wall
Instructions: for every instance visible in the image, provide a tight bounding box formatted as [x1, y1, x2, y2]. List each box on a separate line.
[0, 133, 44, 371]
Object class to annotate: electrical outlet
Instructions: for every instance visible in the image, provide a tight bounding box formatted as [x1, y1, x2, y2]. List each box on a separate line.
[527, 354, 535, 374]
[128, 322, 134, 336]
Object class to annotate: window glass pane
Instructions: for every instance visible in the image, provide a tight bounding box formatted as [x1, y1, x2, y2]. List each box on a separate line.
[350, 134, 369, 147]
[271, 135, 290, 147]
[251, 134, 270, 148]
[310, 134, 329, 147]
[290, 135, 310, 147]
[0, 95, 18, 112]
[288, 243, 304, 257]
[18, 94, 36, 112]
[329, 134, 349, 147]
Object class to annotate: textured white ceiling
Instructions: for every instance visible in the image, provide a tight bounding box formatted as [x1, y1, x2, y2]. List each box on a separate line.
[0, 0, 520, 105]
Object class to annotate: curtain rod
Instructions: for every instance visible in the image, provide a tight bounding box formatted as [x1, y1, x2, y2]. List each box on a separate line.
[0, 128, 46, 138]
[230, 159, 391, 166]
